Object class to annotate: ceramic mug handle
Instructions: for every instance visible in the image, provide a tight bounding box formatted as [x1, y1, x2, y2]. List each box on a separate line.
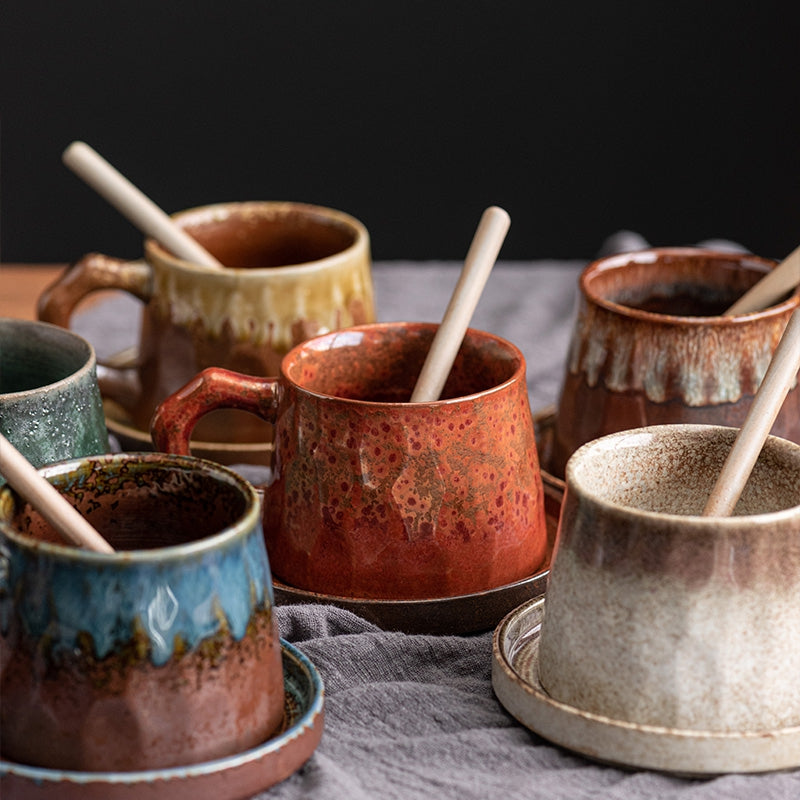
[150, 367, 281, 455]
[37, 254, 154, 409]
[37, 253, 153, 327]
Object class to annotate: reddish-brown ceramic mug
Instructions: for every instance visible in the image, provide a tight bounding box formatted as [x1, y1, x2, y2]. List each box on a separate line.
[151, 322, 548, 600]
[552, 248, 800, 477]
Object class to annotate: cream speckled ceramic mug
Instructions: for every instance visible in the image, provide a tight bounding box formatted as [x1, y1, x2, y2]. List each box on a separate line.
[37, 201, 375, 445]
[538, 424, 800, 734]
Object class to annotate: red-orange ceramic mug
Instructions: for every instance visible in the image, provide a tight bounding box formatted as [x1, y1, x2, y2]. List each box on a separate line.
[552, 248, 800, 477]
[152, 322, 548, 600]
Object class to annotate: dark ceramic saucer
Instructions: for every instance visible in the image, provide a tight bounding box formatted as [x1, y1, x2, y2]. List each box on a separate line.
[0, 641, 324, 800]
[532, 405, 565, 496]
[273, 488, 562, 635]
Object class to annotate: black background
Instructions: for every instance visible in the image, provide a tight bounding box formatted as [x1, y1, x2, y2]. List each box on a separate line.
[2, 2, 799, 263]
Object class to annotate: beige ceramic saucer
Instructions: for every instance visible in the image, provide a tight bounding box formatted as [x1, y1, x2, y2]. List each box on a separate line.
[492, 597, 800, 776]
[274, 487, 561, 635]
[0, 641, 324, 800]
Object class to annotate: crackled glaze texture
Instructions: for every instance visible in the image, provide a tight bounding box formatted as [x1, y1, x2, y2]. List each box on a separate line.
[0, 319, 108, 473]
[152, 323, 548, 600]
[538, 425, 800, 734]
[553, 249, 800, 476]
[37, 201, 375, 444]
[0, 454, 284, 771]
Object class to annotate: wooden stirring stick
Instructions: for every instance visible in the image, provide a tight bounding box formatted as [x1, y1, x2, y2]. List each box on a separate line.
[0, 433, 114, 553]
[410, 206, 511, 402]
[725, 244, 800, 315]
[703, 308, 800, 516]
[63, 141, 224, 270]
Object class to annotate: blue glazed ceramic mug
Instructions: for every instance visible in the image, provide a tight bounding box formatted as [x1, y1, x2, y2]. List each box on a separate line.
[0, 318, 108, 473]
[0, 453, 284, 771]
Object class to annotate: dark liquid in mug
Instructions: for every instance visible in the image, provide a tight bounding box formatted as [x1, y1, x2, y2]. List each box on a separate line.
[614, 284, 741, 317]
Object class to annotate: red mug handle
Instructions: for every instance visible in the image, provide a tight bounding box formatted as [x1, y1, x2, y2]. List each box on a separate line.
[150, 367, 281, 455]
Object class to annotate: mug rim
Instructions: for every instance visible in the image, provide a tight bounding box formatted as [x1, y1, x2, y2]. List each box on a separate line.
[0, 318, 97, 400]
[145, 200, 370, 276]
[279, 321, 527, 405]
[0, 452, 262, 562]
[564, 423, 800, 526]
[580, 247, 800, 323]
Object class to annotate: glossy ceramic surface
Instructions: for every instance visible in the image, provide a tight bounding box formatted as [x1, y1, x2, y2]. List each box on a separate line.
[538, 425, 800, 735]
[152, 322, 549, 600]
[552, 248, 800, 476]
[273, 485, 562, 633]
[0, 640, 324, 800]
[0, 453, 284, 771]
[37, 201, 375, 451]
[492, 598, 800, 775]
[0, 318, 108, 471]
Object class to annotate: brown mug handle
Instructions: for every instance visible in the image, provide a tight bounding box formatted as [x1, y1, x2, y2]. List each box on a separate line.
[37, 254, 154, 410]
[150, 367, 281, 455]
[37, 253, 153, 328]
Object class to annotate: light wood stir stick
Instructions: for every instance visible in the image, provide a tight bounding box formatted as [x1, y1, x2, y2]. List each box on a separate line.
[703, 308, 800, 516]
[410, 206, 511, 402]
[63, 141, 224, 270]
[725, 244, 800, 315]
[0, 433, 114, 553]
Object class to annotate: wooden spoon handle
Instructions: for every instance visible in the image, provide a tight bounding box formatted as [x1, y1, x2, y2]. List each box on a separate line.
[410, 206, 510, 403]
[0, 434, 114, 553]
[725, 245, 800, 315]
[63, 141, 224, 270]
[703, 308, 800, 516]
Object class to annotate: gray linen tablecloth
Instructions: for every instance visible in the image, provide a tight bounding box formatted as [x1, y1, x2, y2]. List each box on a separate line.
[71, 236, 799, 800]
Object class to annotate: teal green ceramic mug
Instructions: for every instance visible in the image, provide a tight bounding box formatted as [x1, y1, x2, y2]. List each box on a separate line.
[0, 318, 108, 471]
[0, 453, 285, 771]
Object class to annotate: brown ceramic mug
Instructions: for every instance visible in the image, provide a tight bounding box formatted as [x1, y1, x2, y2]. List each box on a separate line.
[151, 322, 549, 600]
[552, 248, 800, 477]
[0, 453, 285, 772]
[37, 201, 375, 452]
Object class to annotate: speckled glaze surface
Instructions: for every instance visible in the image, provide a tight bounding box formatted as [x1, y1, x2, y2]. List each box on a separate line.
[0, 641, 324, 800]
[0, 454, 285, 772]
[538, 425, 800, 735]
[0, 319, 108, 472]
[37, 201, 375, 444]
[152, 323, 548, 600]
[553, 249, 800, 476]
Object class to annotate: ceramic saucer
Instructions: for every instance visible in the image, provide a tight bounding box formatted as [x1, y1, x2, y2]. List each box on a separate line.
[274, 486, 561, 635]
[491, 597, 800, 775]
[0, 640, 324, 800]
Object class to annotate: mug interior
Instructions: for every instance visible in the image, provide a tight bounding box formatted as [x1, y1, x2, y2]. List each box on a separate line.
[569, 426, 800, 516]
[286, 325, 521, 401]
[0, 321, 90, 395]
[584, 250, 781, 317]
[3, 458, 249, 551]
[173, 203, 359, 268]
